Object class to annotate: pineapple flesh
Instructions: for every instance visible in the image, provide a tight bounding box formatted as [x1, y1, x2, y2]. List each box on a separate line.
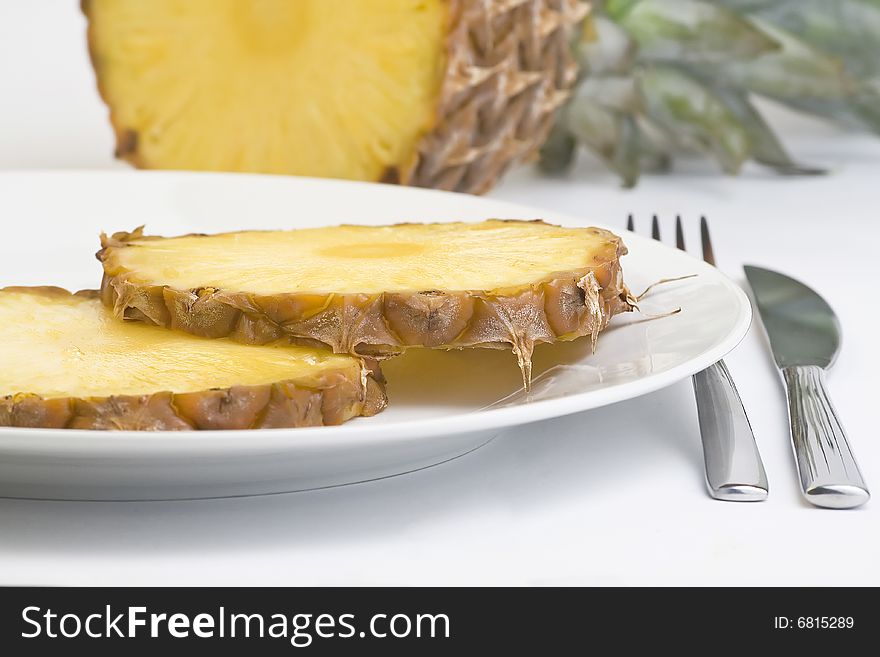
[0, 287, 385, 430]
[84, 0, 447, 182]
[83, 0, 589, 194]
[98, 220, 634, 388]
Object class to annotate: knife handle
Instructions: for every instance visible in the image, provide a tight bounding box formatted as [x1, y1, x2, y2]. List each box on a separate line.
[782, 366, 869, 509]
[693, 360, 768, 501]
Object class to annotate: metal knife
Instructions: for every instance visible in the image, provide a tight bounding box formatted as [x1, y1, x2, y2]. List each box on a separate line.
[744, 265, 869, 509]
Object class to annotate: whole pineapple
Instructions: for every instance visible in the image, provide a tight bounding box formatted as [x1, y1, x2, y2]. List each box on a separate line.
[542, 0, 880, 185]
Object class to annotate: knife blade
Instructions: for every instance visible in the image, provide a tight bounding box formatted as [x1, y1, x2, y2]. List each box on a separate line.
[744, 265, 869, 509]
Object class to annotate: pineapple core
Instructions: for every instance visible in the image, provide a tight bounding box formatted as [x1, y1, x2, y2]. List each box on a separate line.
[86, 0, 448, 179]
[109, 221, 621, 295]
[0, 290, 361, 399]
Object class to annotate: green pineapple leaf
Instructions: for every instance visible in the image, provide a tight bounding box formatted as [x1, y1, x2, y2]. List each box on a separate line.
[726, 20, 858, 100]
[715, 0, 880, 77]
[708, 87, 824, 174]
[564, 98, 643, 186]
[776, 90, 880, 135]
[538, 125, 577, 174]
[608, 0, 779, 64]
[575, 15, 637, 75]
[638, 65, 752, 174]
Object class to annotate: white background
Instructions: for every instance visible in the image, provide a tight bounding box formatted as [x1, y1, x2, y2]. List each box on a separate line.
[1, 2, 878, 585]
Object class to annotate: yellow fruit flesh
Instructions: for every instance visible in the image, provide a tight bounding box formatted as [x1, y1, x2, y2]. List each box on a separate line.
[0, 290, 361, 399]
[112, 221, 621, 295]
[87, 0, 448, 180]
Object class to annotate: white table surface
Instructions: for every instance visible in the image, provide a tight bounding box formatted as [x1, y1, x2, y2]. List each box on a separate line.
[0, 3, 878, 586]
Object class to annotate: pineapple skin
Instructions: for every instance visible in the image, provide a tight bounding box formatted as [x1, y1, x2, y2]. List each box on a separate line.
[0, 287, 386, 431]
[394, 0, 590, 193]
[82, 0, 589, 195]
[98, 222, 633, 389]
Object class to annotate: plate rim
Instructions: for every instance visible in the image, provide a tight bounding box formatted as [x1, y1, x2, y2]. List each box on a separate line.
[0, 169, 752, 454]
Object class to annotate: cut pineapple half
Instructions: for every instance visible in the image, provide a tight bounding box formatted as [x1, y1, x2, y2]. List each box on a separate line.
[0, 287, 385, 430]
[99, 220, 633, 388]
[82, 0, 588, 193]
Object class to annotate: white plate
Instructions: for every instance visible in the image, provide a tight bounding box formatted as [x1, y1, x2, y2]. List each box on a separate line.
[0, 171, 751, 500]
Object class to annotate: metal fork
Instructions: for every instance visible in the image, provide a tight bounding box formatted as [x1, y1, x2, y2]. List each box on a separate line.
[628, 214, 769, 501]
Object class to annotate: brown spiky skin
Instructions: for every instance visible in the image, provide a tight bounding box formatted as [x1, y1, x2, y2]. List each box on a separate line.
[97, 221, 633, 388]
[0, 287, 386, 431]
[399, 0, 590, 193]
[82, 0, 589, 195]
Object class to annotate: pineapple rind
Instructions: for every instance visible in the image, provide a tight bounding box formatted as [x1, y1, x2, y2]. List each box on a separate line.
[402, 0, 590, 193]
[98, 221, 633, 389]
[0, 287, 386, 431]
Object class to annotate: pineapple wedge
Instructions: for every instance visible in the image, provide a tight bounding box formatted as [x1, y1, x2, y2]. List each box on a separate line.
[0, 287, 385, 430]
[99, 220, 633, 387]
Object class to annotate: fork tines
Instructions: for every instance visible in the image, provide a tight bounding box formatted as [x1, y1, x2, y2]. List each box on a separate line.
[628, 214, 716, 267]
[700, 216, 716, 266]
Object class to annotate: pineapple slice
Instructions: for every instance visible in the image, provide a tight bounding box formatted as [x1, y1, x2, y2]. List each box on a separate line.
[82, 0, 589, 193]
[99, 220, 634, 387]
[0, 287, 385, 430]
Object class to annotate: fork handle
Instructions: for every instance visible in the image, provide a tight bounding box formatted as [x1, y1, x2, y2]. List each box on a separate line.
[692, 360, 768, 501]
[782, 366, 869, 509]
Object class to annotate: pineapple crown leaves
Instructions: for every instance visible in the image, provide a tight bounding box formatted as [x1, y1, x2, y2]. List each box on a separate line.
[540, 0, 880, 186]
